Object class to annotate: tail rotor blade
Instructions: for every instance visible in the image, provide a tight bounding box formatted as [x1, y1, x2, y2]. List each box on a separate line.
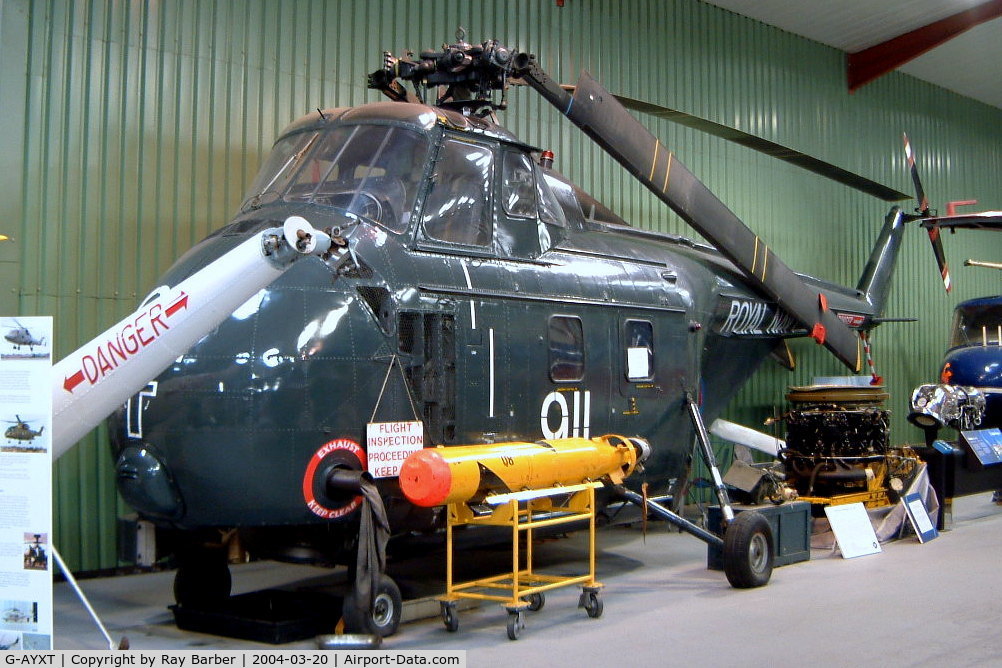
[903, 133, 951, 292]
[902, 133, 930, 215]
[926, 225, 952, 292]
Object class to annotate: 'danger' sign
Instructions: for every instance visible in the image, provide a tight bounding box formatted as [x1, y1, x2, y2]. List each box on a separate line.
[366, 421, 424, 478]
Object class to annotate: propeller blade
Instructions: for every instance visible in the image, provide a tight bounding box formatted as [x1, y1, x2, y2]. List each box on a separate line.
[523, 66, 861, 370]
[903, 134, 951, 292]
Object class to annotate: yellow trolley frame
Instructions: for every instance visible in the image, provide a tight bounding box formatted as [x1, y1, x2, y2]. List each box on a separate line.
[438, 481, 604, 640]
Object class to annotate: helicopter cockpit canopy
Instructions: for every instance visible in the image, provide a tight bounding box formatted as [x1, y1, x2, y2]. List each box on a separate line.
[240, 124, 430, 234]
[949, 299, 1002, 348]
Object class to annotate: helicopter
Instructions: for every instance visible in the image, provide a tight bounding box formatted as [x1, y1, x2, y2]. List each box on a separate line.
[23, 534, 47, 571]
[102, 33, 911, 636]
[3, 319, 46, 353]
[4, 416, 44, 446]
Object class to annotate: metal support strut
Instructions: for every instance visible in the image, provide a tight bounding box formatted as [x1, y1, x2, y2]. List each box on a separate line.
[611, 485, 723, 549]
[685, 391, 735, 523]
[610, 392, 735, 548]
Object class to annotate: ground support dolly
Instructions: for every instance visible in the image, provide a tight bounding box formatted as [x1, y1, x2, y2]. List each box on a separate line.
[438, 481, 604, 640]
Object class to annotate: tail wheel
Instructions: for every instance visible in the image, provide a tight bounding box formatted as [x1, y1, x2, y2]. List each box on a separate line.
[342, 574, 402, 637]
[722, 511, 774, 588]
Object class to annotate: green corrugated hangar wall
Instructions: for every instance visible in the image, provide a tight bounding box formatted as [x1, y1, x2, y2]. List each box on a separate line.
[1, 0, 1000, 571]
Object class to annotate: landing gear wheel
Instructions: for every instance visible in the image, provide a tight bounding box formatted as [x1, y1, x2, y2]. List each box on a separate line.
[723, 511, 774, 588]
[506, 610, 524, 640]
[440, 602, 459, 633]
[342, 574, 402, 637]
[173, 550, 231, 607]
[526, 593, 545, 612]
[582, 591, 603, 618]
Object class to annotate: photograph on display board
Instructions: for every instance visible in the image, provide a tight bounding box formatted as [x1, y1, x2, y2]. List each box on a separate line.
[0, 319, 50, 361]
[22, 533, 47, 571]
[0, 600, 38, 632]
[2, 416, 47, 454]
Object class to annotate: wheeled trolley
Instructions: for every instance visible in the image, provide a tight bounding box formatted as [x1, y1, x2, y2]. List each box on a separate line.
[438, 481, 604, 640]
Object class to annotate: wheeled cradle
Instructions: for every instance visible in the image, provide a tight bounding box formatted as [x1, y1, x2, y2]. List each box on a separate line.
[438, 481, 604, 640]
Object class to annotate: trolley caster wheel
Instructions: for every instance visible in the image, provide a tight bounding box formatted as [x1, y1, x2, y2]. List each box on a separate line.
[440, 602, 459, 633]
[526, 593, 545, 612]
[580, 591, 603, 618]
[506, 610, 525, 640]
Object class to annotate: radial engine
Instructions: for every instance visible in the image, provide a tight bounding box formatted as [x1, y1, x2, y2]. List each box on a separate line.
[776, 385, 920, 509]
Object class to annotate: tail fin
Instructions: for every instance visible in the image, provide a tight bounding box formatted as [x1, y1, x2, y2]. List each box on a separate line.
[856, 206, 906, 318]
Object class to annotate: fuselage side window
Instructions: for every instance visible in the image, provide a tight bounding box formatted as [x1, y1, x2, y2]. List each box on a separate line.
[624, 319, 654, 381]
[549, 315, 585, 382]
[422, 138, 493, 246]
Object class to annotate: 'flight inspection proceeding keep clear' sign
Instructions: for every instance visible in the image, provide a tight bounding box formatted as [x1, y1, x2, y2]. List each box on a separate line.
[366, 421, 424, 478]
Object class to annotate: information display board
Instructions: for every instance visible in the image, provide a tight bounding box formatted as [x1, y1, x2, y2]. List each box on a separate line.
[0, 316, 53, 650]
[960, 428, 1002, 469]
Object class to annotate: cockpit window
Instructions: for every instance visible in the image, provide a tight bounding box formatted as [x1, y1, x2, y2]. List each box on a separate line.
[240, 125, 428, 233]
[537, 172, 569, 228]
[421, 138, 493, 246]
[950, 303, 1002, 347]
[241, 131, 320, 210]
[502, 151, 537, 218]
[544, 175, 586, 229]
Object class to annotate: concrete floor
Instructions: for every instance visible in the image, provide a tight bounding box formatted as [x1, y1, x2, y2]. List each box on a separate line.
[55, 494, 1002, 666]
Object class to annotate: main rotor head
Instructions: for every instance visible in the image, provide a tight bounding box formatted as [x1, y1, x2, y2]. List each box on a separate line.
[368, 28, 515, 115]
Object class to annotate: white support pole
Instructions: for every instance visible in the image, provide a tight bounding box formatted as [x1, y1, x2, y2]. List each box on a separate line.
[51, 546, 121, 650]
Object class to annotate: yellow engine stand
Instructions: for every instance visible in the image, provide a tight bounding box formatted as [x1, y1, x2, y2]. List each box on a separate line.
[438, 481, 604, 640]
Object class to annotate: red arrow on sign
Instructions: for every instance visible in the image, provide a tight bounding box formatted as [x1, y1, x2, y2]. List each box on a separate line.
[165, 292, 189, 317]
[63, 370, 85, 393]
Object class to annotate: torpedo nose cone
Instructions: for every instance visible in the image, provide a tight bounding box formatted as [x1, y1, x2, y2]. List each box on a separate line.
[398, 449, 452, 507]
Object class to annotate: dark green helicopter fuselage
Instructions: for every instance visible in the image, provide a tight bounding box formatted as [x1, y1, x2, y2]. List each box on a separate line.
[109, 101, 900, 561]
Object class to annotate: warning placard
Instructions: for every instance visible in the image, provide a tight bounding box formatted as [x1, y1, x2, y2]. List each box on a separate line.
[366, 421, 424, 478]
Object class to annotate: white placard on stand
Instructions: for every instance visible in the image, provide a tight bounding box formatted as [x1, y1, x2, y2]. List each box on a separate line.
[824, 502, 882, 559]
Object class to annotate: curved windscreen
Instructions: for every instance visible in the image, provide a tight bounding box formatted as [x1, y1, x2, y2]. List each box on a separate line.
[950, 302, 1002, 348]
[240, 125, 429, 233]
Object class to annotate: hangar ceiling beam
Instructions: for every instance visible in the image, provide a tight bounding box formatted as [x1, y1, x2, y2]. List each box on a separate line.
[847, 0, 1002, 92]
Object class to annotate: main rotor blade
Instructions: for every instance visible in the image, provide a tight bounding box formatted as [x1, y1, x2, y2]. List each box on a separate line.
[542, 82, 907, 201]
[613, 93, 909, 202]
[523, 67, 861, 370]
